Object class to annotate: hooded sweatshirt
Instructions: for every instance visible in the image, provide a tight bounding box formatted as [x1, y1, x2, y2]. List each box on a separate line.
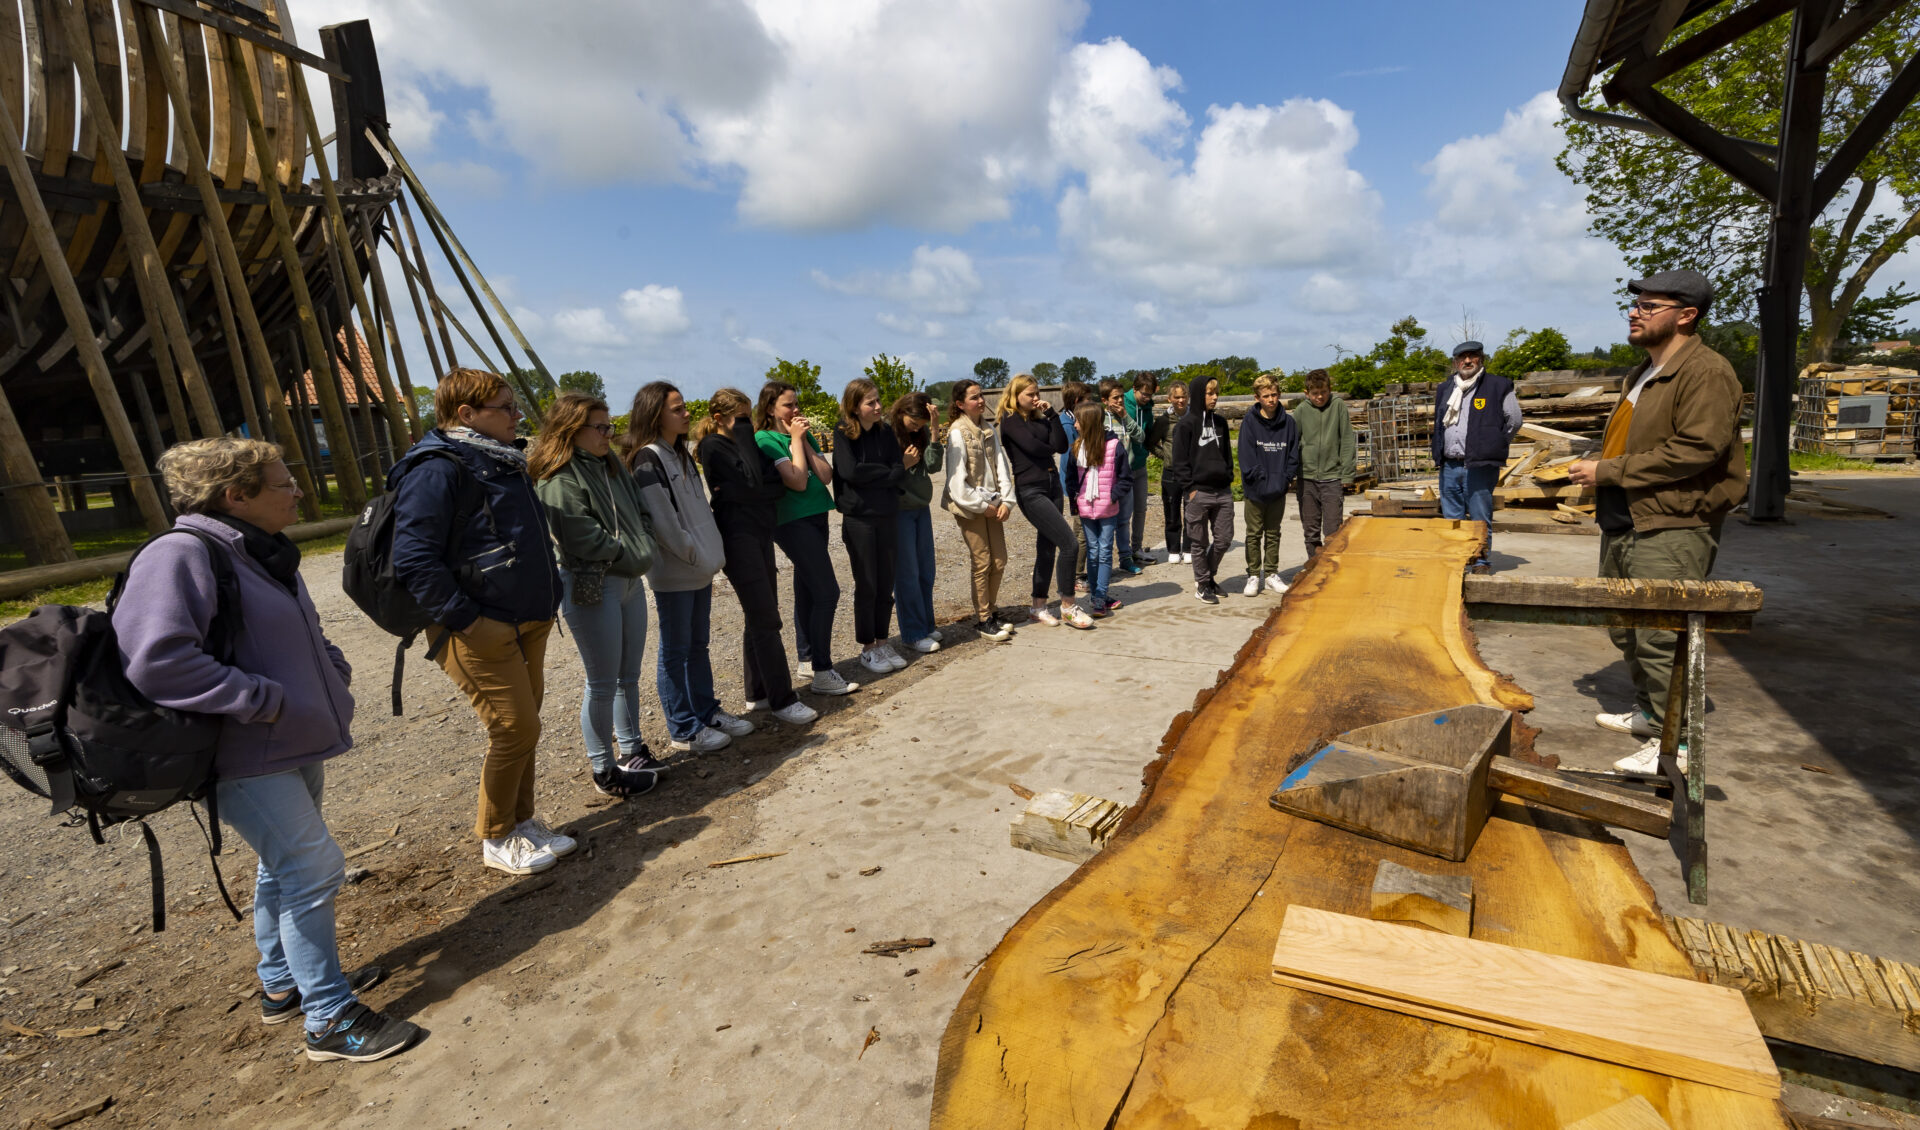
[1236, 404, 1302, 502]
[1169, 374, 1233, 491]
[629, 441, 725, 591]
[1295, 394, 1358, 483]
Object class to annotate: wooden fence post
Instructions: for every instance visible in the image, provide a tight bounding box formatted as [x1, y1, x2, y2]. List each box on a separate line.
[0, 379, 78, 565]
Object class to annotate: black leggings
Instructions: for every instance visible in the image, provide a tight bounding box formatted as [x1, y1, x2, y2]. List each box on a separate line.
[720, 528, 797, 709]
[1017, 481, 1078, 601]
[1162, 476, 1188, 551]
[772, 510, 839, 671]
[840, 511, 898, 644]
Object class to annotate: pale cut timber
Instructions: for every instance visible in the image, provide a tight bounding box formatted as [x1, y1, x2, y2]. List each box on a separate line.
[1370, 860, 1472, 937]
[1463, 575, 1763, 614]
[1499, 481, 1595, 504]
[1665, 914, 1920, 1074]
[1521, 421, 1598, 452]
[1563, 1095, 1672, 1130]
[1009, 789, 1124, 864]
[1270, 906, 1779, 1099]
[932, 516, 1787, 1128]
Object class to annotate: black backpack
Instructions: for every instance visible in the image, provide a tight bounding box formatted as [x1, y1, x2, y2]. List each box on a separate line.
[0, 527, 245, 930]
[341, 448, 491, 714]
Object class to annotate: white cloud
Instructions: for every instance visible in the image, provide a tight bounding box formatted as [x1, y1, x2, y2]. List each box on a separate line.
[619, 285, 692, 337]
[419, 159, 507, 198]
[734, 336, 780, 357]
[876, 311, 947, 338]
[989, 316, 1074, 344]
[551, 308, 630, 348]
[1049, 39, 1383, 304]
[816, 244, 984, 315]
[1296, 272, 1365, 315]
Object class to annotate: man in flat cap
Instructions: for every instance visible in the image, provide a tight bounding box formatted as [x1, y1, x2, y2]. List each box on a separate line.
[1429, 340, 1521, 573]
[1570, 269, 1747, 775]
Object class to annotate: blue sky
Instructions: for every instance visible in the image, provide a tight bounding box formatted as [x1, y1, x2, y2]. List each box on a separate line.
[291, 0, 1916, 408]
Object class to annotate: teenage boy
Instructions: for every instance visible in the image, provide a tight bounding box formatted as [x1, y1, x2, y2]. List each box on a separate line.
[1236, 375, 1300, 595]
[1123, 373, 1158, 566]
[1149, 381, 1189, 562]
[1294, 369, 1355, 558]
[1099, 378, 1145, 576]
[1170, 375, 1234, 603]
[1431, 341, 1521, 574]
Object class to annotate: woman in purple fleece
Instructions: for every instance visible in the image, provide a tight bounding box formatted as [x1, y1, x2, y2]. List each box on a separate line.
[113, 438, 417, 1064]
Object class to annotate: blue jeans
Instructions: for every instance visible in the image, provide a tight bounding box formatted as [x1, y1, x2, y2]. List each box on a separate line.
[653, 585, 718, 741]
[1439, 460, 1498, 562]
[560, 572, 647, 772]
[1082, 514, 1118, 605]
[217, 763, 351, 1034]
[893, 508, 937, 643]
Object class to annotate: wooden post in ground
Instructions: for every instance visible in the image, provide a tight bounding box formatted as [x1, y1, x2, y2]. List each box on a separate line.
[52, 0, 223, 439]
[0, 380, 78, 565]
[136, 5, 319, 519]
[126, 369, 167, 460]
[282, 337, 327, 502]
[287, 65, 410, 455]
[383, 205, 448, 385]
[314, 300, 375, 493]
[319, 206, 396, 473]
[0, 81, 169, 535]
[219, 33, 365, 510]
[394, 194, 457, 368]
[199, 219, 261, 439]
[360, 208, 421, 439]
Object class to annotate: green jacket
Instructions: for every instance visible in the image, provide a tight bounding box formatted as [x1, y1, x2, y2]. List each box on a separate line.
[1593, 335, 1748, 531]
[1146, 407, 1177, 463]
[1295, 394, 1357, 483]
[897, 439, 946, 509]
[1122, 390, 1153, 470]
[534, 449, 656, 578]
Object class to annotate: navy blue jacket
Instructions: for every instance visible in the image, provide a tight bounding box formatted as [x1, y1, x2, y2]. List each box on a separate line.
[388, 429, 563, 632]
[1236, 405, 1302, 502]
[1430, 373, 1519, 468]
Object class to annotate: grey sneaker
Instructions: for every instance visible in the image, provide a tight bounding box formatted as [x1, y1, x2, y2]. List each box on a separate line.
[710, 710, 755, 738]
[810, 669, 857, 696]
[669, 727, 732, 753]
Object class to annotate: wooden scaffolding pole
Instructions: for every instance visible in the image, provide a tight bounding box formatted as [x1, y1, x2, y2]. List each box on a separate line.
[360, 208, 421, 438]
[372, 127, 556, 395]
[318, 216, 391, 474]
[379, 227, 505, 375]
[136, 5, 320, 519]
[53, 0, 223, 439]
[0, 90, 169, 534]
[0, 379, 78, 565]
[287, 65, 409, 456]
[199, 219, 261, 439]
[220, 33, 366, 509]
[385, 202, 448, 383]
[394, 194, 457, 368]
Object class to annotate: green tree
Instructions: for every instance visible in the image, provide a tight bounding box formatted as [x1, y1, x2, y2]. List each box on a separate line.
[412, 388, 437, 430]
[1326, 316, 1449, 397]
[1031, 361, 1062, 384]
[1061, 356, 1096, 384]
[1558, 5, 1920, 360]
[973, 356, 1010, 384]
[764, 357, 838, 425]
[1487, 327, 1574, 377]
[557, 370, 607, 399]
[1204, 355, 1261, 395]
[864, 353, 920, 405]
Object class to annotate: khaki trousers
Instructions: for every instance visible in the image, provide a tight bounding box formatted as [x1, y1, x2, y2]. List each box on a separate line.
[432, 616, 553, 840]
[952, 512, 1007, 623]
[1598, 523, 1720, 727]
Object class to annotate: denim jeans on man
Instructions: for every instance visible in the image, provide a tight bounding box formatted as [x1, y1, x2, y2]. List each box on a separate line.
[653, 584, 719, 740]
[559, 571, 647, 772]
[1439, 460, 1499, 564]
[1082, 513, 1118, 607]
[218, 763, 352, 1035]
[894, 507, 938, 643]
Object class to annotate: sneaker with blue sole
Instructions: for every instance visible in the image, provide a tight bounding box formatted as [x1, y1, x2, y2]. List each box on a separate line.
[304, 1001, 421, 1062]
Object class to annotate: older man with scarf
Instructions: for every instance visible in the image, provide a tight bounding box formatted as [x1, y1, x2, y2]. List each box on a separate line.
[1430, 341, 1521, 573]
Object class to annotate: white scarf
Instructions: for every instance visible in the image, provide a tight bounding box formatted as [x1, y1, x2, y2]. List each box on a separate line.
[446, 425, 528, 471]
[1443, 372, 1482, 429]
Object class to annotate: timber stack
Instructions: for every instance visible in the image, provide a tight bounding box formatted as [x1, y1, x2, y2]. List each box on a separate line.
[1792, 362, 1919, 460]
[0, 0, 555, 571]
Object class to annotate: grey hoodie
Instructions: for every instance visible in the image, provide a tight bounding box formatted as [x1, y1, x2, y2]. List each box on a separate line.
[629, 442, 725, 591]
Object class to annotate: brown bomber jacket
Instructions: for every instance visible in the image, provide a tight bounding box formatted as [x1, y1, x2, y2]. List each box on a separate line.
[1593, 334, 1748, 531]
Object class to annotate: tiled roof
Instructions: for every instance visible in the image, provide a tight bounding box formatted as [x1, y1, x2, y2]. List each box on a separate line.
[291, 327, 385, 405]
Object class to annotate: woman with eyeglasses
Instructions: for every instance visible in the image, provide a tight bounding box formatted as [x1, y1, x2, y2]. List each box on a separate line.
[390, 368, 567, 877]
[888, 391, 946, 653]
[529, 392, 663, 800]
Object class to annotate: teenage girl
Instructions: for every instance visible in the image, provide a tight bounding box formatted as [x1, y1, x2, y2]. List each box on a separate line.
[889, 391, 945, 653]
[753, 383, 857, 696]
[997, 374, 1093, 629]
[940, 379, 1015, 641]
[1069, 399, 1126, 615]
[833, 378, 916, 674]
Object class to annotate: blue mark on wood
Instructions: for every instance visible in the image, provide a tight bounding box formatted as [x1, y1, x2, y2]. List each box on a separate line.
[1278, 745, 1339, 792]
[1434, 714, 1449, 725]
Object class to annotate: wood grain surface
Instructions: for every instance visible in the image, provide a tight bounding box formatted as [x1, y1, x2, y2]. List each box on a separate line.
[930, 516, 1787, 1129]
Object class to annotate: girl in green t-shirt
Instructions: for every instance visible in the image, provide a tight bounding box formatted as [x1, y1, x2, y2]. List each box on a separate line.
[753, 382, 857, 697]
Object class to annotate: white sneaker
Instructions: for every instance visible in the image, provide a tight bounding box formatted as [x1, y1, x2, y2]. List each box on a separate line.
[1180, 552, 1193, 564]
[709, 709, 755, 738]
[927, 628, 945, 643]
[810, 669, 857, 696]
[1595, 710, 1658, 738]
[909, 637, 940, 653]
[860, 647, 894, 675]
[514, 816, 576, 858]
[976, 619, 1013, 642]
[880, 643, 908, 670]
[1243, 575, 1263, 597]
[1613, 737, 1688, 775]
[1060, 604, 1095, 630]
[1029, 604, 1059, 626]
[746, 698, 771, 712]
[1266, 573, 1289, 594]
[482, 834, 556, 876]
[771, 700, 819, 725]
[669, 726, 732, 753]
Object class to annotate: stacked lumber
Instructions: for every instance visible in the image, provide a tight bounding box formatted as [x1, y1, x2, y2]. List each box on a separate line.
[1008, 790, 1125, 864]
[1666, 914, 1920, 1073]
[932, 517, 1787, 1127]
[1791, 363, 1919, 459]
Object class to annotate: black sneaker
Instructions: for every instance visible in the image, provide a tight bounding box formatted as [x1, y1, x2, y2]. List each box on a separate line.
[593, 764, 659, 798]
[305, 1001, 420, 1063]
[1195, 583, 1219, 605]
[621, 748, 668, 774]
[260, 966, 388, 1025]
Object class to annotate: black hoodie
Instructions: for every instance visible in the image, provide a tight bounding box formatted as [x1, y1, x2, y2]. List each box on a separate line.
[1236, 402, 1301, 502]
[1169, 375, 1233, 492]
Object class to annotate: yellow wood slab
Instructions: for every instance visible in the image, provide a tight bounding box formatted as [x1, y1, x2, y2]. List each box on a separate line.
[931, 516, 1787, 1129]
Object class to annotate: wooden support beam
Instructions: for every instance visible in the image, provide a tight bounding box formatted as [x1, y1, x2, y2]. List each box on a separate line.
[1805, 0, 1904, 68]
[0, 83, 169, 535]
[199, 218, 259, 439]
[0, 380, 79, 565]
[359, 208, 419, 439]
[220, 30, 365, 509]
[1462, 575, 1762, 614]
[132, 0, 345, 79]
[54, 0, 223, 440]
[1614, 0, 1796, 89]
[379, 227, 504, 373]
[1604, 74, 1778, 201]
[1810, 46, 1920, 213]
[288, 63, 409, 456]
[138, 4, 319, 518]
[393, 192, 457, 368]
